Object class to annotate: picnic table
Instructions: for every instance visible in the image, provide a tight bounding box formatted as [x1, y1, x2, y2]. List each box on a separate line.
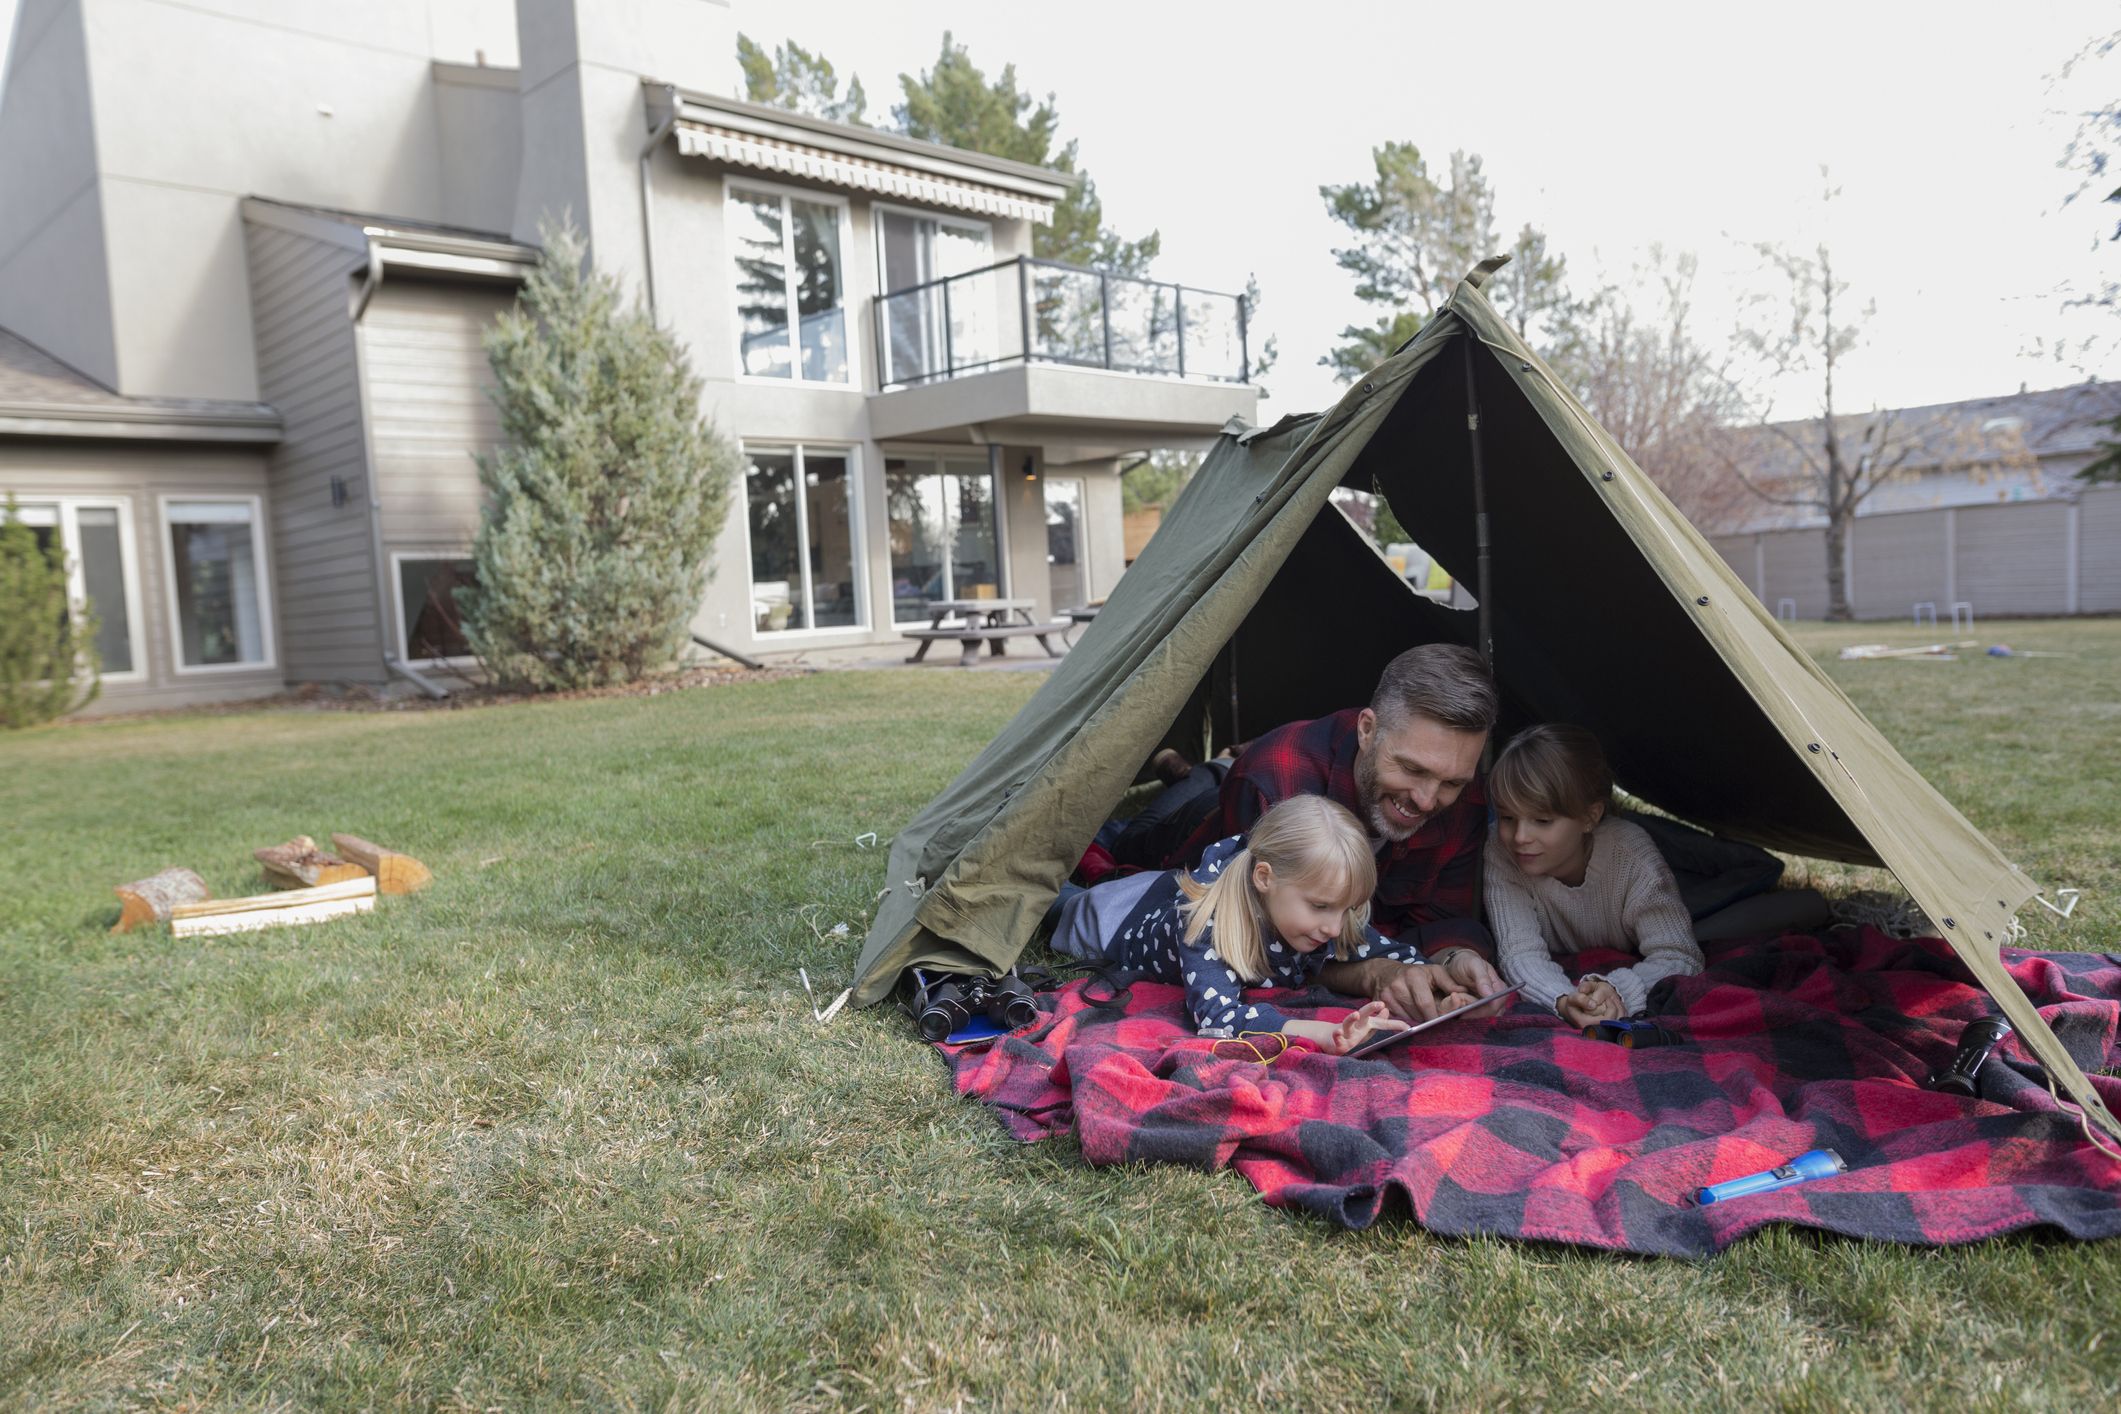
[903, 597, 1071, 667]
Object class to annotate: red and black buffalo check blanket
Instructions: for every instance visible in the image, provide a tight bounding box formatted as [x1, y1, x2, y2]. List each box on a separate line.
[943, 928, 2121, 1254]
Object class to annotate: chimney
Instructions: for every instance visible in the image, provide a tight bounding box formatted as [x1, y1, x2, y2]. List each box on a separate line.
[511, 0, 733, 294]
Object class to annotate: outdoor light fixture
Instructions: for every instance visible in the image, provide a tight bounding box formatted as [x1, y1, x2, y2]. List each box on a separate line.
[1022, 455, 1037, 482]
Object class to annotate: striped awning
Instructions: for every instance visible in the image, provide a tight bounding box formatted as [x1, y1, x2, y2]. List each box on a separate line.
[674, 123, 1056, 225]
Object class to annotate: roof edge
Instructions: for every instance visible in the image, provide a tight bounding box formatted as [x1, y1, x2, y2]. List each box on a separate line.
[0, 399, 284, 443]
[662, 85, 1077, 202]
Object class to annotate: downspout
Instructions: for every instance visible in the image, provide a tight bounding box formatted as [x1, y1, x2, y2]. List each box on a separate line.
[638, 85, 679, 322]
[348, 241, 448, 699]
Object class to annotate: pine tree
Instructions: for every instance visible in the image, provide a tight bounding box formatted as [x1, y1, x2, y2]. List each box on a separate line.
[0, 497, 99, 727]
[460, 225, 740, 691]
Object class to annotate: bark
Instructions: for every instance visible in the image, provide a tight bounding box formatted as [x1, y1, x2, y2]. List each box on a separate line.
[112, 867, 211, 933]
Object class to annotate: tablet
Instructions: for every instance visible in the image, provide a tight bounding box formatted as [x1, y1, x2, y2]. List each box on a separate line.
[1344, 985, 1522, 1058]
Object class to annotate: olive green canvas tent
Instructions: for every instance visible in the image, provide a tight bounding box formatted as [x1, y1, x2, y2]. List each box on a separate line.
[851, 260, 2119, 1145]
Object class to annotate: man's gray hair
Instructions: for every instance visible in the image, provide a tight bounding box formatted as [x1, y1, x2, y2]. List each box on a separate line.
[1370, 643, 1497, 735]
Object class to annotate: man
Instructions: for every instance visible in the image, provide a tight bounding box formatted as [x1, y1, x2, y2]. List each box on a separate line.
[1167, 643, 1506, 1023]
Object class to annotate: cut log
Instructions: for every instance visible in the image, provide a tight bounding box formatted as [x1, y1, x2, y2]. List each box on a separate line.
[330, 833, 433, 895]
[254, 835, 368, 889]
[170, 876, 376, 938]
[112, 867, 211, 933]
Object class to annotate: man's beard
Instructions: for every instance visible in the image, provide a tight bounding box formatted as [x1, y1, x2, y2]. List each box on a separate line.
[1355, 740, 1422, 843]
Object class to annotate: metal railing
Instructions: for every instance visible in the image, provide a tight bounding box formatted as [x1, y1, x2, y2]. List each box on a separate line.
[873, 255, 1249, 390]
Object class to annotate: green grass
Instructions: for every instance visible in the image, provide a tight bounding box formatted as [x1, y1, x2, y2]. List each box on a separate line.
[1, 622, 2117, 1410]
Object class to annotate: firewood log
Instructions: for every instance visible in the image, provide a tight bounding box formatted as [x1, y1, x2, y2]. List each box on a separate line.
[112, 867, 210, 933]
[170, 876, 376, 938]
[330, 833, 433, 895]
[254, 835, 367, 889]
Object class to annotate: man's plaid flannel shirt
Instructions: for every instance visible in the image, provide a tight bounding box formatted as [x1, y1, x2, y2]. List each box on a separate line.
[1168, 708, 1490, 955]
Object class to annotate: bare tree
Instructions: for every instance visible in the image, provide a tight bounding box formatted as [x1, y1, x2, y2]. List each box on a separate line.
[1725, 204, 1920, 620]
[1562, 250, 1752, 532]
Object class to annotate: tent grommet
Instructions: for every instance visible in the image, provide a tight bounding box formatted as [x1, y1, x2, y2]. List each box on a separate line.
[1807, 743, 1822, 753]
[1943, 917, 1957, 929]
[1601, 470, 1615, 482]
[1695, 596, 1710, 606]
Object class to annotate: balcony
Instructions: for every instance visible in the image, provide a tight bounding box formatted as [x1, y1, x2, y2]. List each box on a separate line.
[866, 257, 1258, 453]
[873, 256, 1250, 390]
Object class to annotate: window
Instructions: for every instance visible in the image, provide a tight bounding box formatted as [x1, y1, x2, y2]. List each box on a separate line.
[876, 207, 994, 385]
[886, 455, 1002, 622]
[730, 185, 850, 384]
[2, 497, 141, 676]
[745, 445, 862, 633]
[395, 556, 477, 661]
[1044, 478, 1088, 611]
[164, 497, 271, 670]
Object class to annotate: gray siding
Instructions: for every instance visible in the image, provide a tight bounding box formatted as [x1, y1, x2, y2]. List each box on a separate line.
[242, 221, 388, 682]
[1956, 501, 2071, 616]
[1849, 509, 1950, 617]
[360, 281, 510, 554]
[2082, 488, 2121, 613]
[1760, 530, 1829, 618]
[0, 444, 281, 713]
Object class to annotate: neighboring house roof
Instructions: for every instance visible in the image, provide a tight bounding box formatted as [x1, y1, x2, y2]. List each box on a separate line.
[662, 86, 1076, 226]
[241, 197, 539, 285]
[0, 326, 281, 443]
[1723, 380, 2121, 531]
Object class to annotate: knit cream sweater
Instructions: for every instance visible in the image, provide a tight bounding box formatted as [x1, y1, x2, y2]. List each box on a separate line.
[1484, 817, 1703, 1016]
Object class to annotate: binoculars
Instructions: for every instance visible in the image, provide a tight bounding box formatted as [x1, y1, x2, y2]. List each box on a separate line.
[1925, 1016, 2013, 1097]
[916, 970, 1039, 1042]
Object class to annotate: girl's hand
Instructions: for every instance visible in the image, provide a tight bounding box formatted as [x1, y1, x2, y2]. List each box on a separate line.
[1557, 978, 1626, 1027]
[1328, 999, 1408, 1055]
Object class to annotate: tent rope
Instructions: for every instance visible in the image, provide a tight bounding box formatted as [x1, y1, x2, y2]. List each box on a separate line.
[2044, 1065, 2121, 1164]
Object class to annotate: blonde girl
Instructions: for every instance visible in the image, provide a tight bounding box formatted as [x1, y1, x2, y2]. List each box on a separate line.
[1484, 724, 1704, 1026]
[1050, 795, 1447, 1051]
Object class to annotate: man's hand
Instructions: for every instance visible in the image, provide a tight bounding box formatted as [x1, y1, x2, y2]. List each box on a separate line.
[1433, 948, 1510, 1017]
[1556, 977, 1626, 1028]
[1370, 961, 1476, 1023]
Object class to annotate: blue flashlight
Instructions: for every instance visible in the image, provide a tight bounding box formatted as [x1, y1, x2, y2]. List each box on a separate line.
[1695, 1149, 1847, 1206]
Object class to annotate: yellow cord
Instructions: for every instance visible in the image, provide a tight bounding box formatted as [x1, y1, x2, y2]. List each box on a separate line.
[1211, 1031, 1297, 1066]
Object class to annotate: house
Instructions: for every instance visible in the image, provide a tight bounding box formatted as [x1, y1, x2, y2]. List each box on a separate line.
[0, 0, 1257, 713]
[1714, 381, 2121, 534]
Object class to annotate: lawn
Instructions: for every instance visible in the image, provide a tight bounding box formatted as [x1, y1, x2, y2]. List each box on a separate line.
[1, 620, 2117, 1409]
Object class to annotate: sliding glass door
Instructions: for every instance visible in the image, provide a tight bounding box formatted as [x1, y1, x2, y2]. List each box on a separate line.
[876, 209, 992, 385]
[884, 455, 1002, 622]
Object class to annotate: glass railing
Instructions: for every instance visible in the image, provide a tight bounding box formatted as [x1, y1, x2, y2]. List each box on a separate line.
[874, 257, 1250, 389]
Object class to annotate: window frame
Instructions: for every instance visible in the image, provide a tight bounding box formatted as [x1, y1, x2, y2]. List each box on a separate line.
[723, 177, 861, 390]
[1043, 474, 1091, 605]
[2, 493, 147, 683]
[389, 549, 480, 669]
[871, 202, 996, 388]
[737, 440, 869, 638]
[158, 492, 276, 675]
[883, 447, 1011, 630]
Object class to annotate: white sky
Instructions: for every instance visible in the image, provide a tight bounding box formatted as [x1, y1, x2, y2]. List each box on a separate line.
[744, 0, 2120, 416]
[5, 1, 2114, 417]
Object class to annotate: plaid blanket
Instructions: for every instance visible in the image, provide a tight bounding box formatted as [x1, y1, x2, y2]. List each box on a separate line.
[945, 928, 2121, 1254]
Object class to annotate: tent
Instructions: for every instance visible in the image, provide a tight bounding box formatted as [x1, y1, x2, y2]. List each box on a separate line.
[851, 260, 2119, 1146]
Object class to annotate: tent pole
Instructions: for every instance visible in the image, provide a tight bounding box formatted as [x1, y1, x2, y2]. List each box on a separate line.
[1462, 331, 1493, 671]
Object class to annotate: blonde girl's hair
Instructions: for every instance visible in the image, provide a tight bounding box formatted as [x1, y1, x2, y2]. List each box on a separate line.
[1176, 795, 1377, 983]
[1489, 723, 1617, 822]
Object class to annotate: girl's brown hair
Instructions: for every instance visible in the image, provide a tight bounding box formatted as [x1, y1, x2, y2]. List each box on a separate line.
[1489, 723, 1616, 821]
[1176, 795, 1377, 983]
